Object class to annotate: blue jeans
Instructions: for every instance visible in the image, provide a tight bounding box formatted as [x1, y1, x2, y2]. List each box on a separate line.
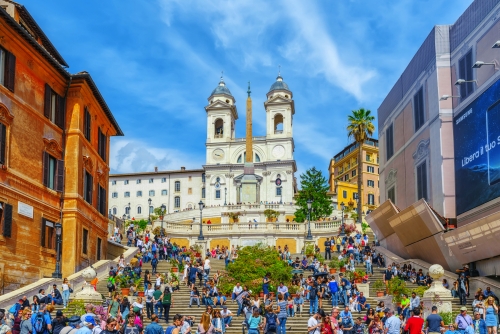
[189, 297, 200, 306]
[366, 262, 372, 275]
[225, 257, 229, 267]
[309, 299, 318, 314]
[248, 330, 259, 334]
[62, 290, 70, 307]
[357, 303, 370, 313]
[155, 302, 163, 317]
[237, 301, 243, 316]
[331, 292, 338, 306]
[223, 316, 232, 325]
[341, 289, 347, 305]
[288, 307, 294, 317]
[278, 317, 287, 334]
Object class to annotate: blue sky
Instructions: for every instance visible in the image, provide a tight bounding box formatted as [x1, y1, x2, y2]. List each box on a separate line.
[24, 0, 471, 178]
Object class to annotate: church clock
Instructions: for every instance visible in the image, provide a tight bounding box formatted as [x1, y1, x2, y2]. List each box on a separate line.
[212, 149, 225, 161]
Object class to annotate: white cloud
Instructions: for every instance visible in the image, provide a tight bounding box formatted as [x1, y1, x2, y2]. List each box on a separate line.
[110, 138, 204, 174]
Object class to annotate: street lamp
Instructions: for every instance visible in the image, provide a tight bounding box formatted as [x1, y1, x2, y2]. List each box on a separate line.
[127, 202, 131, 219]
[148, 198, 152, 225]
[52, 222, 62, 278]
[340, 202, 345, 236]
[198, 200, 205, 240]
[224, 187, 227, 206]
[160, 204, 166, 237]
[306, 199, 313, 240]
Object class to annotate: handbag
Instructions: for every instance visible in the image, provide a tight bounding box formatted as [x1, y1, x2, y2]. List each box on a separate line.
[69, 287, 74, 293]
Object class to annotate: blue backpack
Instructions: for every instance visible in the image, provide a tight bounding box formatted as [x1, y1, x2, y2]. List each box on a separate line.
[33, 312, 47, 334]
[265, 313, 277, 332]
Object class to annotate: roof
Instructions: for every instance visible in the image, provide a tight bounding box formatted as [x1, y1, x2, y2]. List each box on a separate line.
[333, 138, 379, 161]
[2, 0, 68, 67]
[268, 75, 291, 93]
[110, 168, 205, 178]
[72, 71, 124, 136]
[0, 3, 70, 77]
[210, 77, 233, 97]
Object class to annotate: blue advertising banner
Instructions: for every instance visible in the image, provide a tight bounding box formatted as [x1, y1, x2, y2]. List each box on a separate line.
[454, 78, 500, 215]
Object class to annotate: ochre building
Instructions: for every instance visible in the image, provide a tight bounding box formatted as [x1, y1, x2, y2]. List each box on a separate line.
[0, 0, 122, 293]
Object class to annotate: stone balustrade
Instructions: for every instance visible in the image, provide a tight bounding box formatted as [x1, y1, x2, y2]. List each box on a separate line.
[0, 243, 139, 310]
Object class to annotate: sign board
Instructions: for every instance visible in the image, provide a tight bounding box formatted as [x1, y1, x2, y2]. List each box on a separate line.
[18, 201, 33, 219]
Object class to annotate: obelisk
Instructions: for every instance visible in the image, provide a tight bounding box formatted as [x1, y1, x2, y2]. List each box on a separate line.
[241, 82, 258, 203]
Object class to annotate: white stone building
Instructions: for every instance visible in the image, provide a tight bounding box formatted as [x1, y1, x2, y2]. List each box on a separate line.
[108, 74, 297, 220]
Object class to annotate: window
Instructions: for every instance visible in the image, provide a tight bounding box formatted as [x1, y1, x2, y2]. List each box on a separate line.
[44, 84, 65, 129]
[368, 194, 375, 205]
[416, 161, 428, 201]
[43, 152, 64, 192]
[149, 190, 155, 196]
[341, 190, 347, 199]
[83, 170, 93, 204]
[201, 173, 205, 183]
[202, 187, 206, 198]
[0, 47, 15, 92]
[137, 206, 142, 214]
[98, 128, 107, 162]
[366, 154, 371, 162]
[161, 189, 167, 196]
[97, 185, 106, 215]
[255, 154, 261, 163]
[188, 188, 192, 195]
[125, 207, 130, 215]
[413, 87, 425, 131]
[351, 170, 356, 177]
[387, 186, 396, 204]
[386, 123, 394, 161]
[83, 107, 91, 141]
[367, 180, 375, 188]
[124, 191, 130, 197]
[1, 203, 12, 238]
[136, 179, 141, 184]
[353, 192, 358, 200]
[82, 228, 88, 255]
[161, 177, 167, 183]
[276, 187, 282, 196]
[149, 206, 154, 214]
[188, 176, 192, 181]
[137, 191, 142, 197]
[215, 190, 221, 199]
[149, 178, 154, 183]
[124, 180, 129, 185]
[40, 218, 56, 249]
[344, 174, 349, 181]
[112, 207, 117, 215]
[112, 192, 118, 198]
[459, 50, 474, 101]
[175, 181, 180, 192]
[96, 237, 102, 261]
[111, 180, 116, 185]
[174, 196, 180, 208]
[367, 166, 375, 173]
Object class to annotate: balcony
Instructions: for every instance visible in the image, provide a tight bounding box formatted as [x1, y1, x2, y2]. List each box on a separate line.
[274, 130, 283, 134]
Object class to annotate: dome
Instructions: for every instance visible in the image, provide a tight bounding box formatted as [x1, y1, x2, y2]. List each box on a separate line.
[211, 77, 233, 97]
[269, 75, 291, 93]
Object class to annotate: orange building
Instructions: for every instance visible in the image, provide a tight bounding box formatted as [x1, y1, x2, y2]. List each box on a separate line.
[0, 0, 122, 292]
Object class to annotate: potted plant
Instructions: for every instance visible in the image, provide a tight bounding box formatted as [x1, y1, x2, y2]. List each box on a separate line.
[353, 269, 366, 283]
[305, 244, 315, 258]
[373, 280, 385, 297]
[329, 258, 339, 274]
[264, 209, 279, 222]
[228, 212, 241, 223]
[117, 275, 131, 296]
[192, 244, 203, 258]
[269, 284, 276, 299]
[135, 278, 144, 297]
[170, 259, 179, 273]
[339, 259, 347, 272]
[388, 277, 409, 305]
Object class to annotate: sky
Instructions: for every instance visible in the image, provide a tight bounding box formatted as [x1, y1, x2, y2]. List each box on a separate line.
[23, 0, 472, 179]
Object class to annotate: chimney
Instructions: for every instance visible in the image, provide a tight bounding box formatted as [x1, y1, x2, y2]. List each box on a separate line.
[154, 166, 158, 172]
[181, 166, 186, 171]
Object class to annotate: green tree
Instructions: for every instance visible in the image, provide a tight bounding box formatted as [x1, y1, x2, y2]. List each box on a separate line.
[294, 167, 332, 222]
[134, 219, 149, 233]
[347, 108, 375, 224]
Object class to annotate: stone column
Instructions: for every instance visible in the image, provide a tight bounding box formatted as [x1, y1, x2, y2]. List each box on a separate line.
[422, 264, 453, 318]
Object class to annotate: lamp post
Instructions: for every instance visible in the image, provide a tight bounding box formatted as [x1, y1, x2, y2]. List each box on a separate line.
[127, 202, 131, 219]
[340, 202, 345, 236]
[306, 199, 313, 240]
[148, 198, 152, 225]
[198, 200, 205, 240]
[224, 187, 227, 206]
[52, 222, 62, 278]
[160, 204, 166, 237]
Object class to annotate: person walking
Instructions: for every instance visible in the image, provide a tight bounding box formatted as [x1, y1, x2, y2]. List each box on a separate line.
[426, 306, 444, 334]
[404, 309, 424, 334]
[383, 309, 401, 334]
[324, 238, 332, 260]
[455, 307, 473, 334]
[484, 297, 498, 334]
[144, 315, 162, 334]
[458, 273, 469, 306]
[472, 312, 487, 334]
[161, 289, 172, 324]
[144, 283, 155, 319]
[276, 294, 288, 334]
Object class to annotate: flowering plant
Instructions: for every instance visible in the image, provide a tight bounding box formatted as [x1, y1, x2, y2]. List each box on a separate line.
[338, 223, 356, 236]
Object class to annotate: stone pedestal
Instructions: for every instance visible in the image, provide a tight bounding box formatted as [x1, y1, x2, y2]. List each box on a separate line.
[74, 267, 102, 301]
[241, 163, 258, 203]
[422, 264, 453, 318]
[357, 283, 370, 298]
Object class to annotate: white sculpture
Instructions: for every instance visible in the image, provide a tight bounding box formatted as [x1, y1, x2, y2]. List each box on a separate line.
[74, 266, 103, 300]
[422, 264, 452, 316]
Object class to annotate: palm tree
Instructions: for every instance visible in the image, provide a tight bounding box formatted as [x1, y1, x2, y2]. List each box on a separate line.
[347, 108, 375, 224]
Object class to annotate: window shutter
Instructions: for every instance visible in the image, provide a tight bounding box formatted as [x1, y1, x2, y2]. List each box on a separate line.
[44, 84, 51, 119]
[55, 159, 64, 192]
[41, 218, 46, 247]
[3, 203, 12, 237]
[88, 174, 93, 205]
[97, 184, 101, 212]
[101, 187, 107, 215]
[0, 123, 6, 165]
[4, 51, 15, 92]
[42, 152, 49, 186]
[56, 95, 65, 129]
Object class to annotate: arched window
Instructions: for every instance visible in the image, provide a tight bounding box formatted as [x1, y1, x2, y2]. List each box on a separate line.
[255, 154, 261, 162]
[149, 206, 154, 214]
[174, 196, 181, 208]
[175, 181, 180, 192]
[125, 207, 130, 215]
[238, 152, 260, 163]
[137, 206, 142, 214]
[214, 118, 224, 138]
[188, 204, 192, 209]
[202, 173, 206, 183]
[274, 114, 283, 134]
[112, 207, 117, 215]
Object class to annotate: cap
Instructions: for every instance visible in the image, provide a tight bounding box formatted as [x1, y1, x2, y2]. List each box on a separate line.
[56, 310, 63, 317]
[460, 306, 467, 311]
[84, 315, 97, 326]
[68, 315, 81, 323]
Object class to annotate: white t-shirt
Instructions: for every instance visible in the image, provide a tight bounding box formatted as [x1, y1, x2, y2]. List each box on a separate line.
[132, 301, 143, 309]
[145, 289, 155, 302]
[233, 286, 243, 294]
[308, 317, 320, 334]
[204, 259, 211, 269]
[62, 283, 70, 291]
[221, 309, 232, 318]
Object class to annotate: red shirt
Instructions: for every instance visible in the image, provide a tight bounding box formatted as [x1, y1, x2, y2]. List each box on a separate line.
[405, 316, 424, 334]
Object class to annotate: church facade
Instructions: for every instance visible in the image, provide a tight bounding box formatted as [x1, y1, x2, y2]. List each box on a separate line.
[108, 75, 297, 221]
